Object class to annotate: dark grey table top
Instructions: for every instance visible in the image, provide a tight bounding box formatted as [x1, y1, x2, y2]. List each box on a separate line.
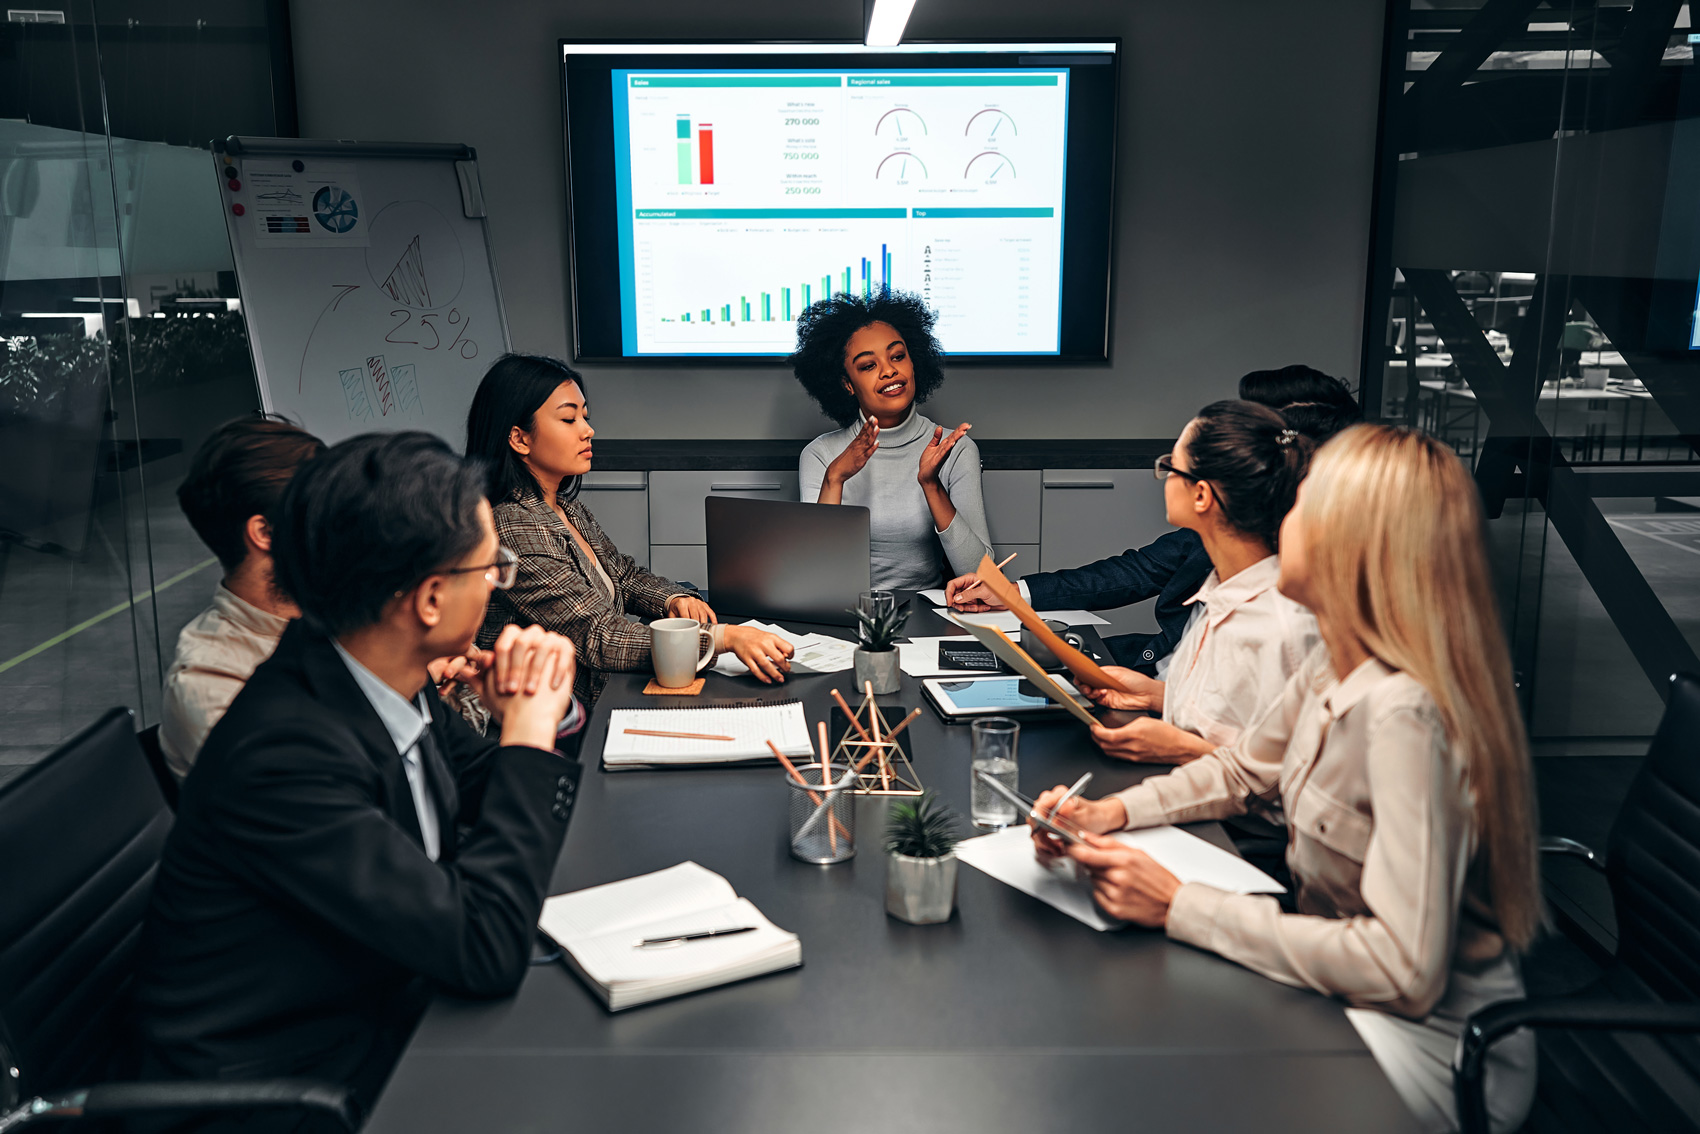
[367, 603, 1419, 1133]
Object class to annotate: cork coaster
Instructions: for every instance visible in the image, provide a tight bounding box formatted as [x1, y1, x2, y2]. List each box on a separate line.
[643, 677, 705, 696]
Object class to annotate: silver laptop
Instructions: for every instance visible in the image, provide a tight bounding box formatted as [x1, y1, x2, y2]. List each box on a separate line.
[705, 496, 871, 626]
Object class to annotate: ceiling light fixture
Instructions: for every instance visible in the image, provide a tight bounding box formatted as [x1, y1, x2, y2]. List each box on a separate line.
[865, 0, 918, 47]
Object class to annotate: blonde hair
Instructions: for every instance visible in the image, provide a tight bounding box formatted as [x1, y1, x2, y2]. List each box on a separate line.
[1299, 425, 1542, 949]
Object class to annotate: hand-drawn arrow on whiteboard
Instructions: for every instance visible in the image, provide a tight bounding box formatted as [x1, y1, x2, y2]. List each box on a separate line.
[298, 284, 362, 393]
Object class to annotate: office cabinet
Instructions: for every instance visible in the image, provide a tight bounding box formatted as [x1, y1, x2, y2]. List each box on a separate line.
[576, 472, 649, 568]
[1040, 469, 1169, 634]
[648, 470, 800, 591]
[981, 470, 1041, 545]
[649, 471, 800, 544]
[648, 544, 708, 591]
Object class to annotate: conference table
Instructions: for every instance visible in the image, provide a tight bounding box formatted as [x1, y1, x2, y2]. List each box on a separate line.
[366, 601, 1420, 1132]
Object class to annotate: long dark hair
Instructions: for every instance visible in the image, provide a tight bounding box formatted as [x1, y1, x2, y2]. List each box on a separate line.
[1238, 365, 1361, 443]
[465, 353, 588, 505]
[1185, 400, 1314, 549]
[788, 290, 946, 426]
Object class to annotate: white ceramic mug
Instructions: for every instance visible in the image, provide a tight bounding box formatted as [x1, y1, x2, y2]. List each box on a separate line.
[650, 617, 715, 688]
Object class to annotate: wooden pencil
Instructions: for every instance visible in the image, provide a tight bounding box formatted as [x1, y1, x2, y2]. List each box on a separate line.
[955, 550, 1018, 600]
[623, 728, 734, 741]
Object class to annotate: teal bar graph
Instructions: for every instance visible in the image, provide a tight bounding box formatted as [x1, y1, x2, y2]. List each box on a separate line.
[682, 248, 894, 326]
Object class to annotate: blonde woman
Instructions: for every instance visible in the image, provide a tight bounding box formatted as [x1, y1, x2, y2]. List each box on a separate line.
[1033, 425, 1541, 1133]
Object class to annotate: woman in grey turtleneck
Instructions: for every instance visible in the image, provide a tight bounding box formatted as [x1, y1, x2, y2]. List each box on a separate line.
[792, 291, 993, 591]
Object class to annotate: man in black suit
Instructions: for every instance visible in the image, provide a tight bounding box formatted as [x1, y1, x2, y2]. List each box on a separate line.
[132, 431, 586, 1124]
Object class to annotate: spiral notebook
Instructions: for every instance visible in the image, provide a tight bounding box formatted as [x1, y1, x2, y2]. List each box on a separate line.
[602, 699, 813, 769]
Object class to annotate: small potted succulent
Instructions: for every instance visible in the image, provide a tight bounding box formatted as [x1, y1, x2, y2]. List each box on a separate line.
[851, 596, 909, 694]
[884, 790, 962, 925]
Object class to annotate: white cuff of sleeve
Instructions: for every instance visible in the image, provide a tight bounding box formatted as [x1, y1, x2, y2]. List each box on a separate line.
[1017, 579, 1032, 602]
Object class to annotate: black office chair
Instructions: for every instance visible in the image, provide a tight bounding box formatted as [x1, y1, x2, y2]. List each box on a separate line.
[1454, 673, 1700, 1134]
[0, 707, 355, 1130]
[135, 723, 178, 812]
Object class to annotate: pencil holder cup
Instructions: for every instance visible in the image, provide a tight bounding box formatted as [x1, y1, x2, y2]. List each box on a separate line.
[786, 762, 856, 864]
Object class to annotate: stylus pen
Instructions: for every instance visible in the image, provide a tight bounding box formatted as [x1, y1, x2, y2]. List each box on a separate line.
[636, 927, 757, 948]
[1048, 772, 1093, 822]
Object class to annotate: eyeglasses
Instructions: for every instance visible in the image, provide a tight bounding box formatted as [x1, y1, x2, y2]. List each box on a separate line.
[1153, 454, 1202, 483]
[441, 545, 518, 590]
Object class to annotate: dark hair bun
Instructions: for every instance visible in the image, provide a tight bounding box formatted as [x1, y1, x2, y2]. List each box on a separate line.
[1185, 400, 1315, 548]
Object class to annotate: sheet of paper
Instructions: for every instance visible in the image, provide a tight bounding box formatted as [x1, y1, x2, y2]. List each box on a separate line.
[918, 588, 950, 606]
[897, 634, 1015, 677]
[712, 620, 855, 676]
[955, 827, 1122, 930]
[956, 824, 1285, 931]
[945, 608, 1110, 632]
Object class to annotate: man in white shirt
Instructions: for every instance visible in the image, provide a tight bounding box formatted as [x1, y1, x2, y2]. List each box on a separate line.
[159, 415, 324, 777]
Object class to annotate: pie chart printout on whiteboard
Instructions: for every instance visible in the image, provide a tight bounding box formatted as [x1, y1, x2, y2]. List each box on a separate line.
[219, 139, 511, 446]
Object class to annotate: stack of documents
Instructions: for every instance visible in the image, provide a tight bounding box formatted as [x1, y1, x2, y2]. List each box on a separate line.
[603, 700, 812, 767]
[955, 825, 1285, 931]
[539, 862, 801, 1011]
[712, 619, 856, 676]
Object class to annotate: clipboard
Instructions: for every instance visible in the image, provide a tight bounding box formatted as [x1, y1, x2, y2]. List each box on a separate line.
[951, 620, 1100, 727]
[967, 554, 1136, 694]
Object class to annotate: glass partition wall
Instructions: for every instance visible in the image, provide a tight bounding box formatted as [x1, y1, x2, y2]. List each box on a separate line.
[0, 2, 290, 783]
[1367, 2, 1700, 945]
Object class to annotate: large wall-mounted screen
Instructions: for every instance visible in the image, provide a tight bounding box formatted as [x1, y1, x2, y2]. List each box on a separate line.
[562, 43, 1119, 363]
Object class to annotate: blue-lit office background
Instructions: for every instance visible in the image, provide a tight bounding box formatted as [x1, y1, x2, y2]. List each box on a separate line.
[0, 1, 286, 781]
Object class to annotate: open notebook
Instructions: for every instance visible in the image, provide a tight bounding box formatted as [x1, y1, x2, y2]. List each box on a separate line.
[602, 700, 812, 768]
[539, 862, 801, 1011]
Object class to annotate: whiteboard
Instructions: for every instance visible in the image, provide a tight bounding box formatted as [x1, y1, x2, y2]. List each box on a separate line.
[216, 137, 511, 446]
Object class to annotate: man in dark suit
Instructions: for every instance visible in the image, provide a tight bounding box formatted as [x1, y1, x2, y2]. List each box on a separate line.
[944, 366, 1360, 672]
[132, 431, 586, 1124]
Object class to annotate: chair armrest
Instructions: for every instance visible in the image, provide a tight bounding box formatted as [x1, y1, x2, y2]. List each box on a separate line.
[1540, 836, 1605, 872]
[1453, 998, 1700, 1134]
[0, 1078, 357, 1131]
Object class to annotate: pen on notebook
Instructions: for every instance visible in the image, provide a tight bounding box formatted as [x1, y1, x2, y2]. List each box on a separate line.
[1047, 772, 1093, 822]
[623, 728, 735, 741]
[956, 551, 1018, 601]
[636, 926, 757, 948]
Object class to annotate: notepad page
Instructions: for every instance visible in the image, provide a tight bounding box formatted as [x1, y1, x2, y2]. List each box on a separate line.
[539, 862, 738, 944]
[569, 897, 795, 985]
[603, 700, 812, 761]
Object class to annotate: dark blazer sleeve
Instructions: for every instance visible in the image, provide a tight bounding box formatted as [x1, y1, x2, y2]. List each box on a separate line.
[1023, 528, 1204, 611]
[437, 693, 587, 828]
[203, 723, 578, 999]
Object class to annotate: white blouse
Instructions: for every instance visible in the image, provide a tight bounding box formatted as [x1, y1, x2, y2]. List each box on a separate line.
[1161, 555, 1319, 748]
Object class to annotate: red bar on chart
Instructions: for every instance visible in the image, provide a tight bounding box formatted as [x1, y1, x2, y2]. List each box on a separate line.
[698, 124, 715, 185]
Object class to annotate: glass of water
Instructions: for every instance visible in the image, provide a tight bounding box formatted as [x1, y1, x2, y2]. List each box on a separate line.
[857, 589, 897, 622]
[970, 717, 1020, 829]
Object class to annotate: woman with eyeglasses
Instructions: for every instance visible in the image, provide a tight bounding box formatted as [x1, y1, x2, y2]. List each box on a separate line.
[464, 354, 794, 708]
[1032, 426, 1540, 1133]
[1083, 400, 1319, 764]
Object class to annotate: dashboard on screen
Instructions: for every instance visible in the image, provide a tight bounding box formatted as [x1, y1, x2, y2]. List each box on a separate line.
[562, 42, 1119, 363]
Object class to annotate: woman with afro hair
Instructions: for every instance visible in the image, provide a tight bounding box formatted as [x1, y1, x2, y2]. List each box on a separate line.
[791, 290, 992, 590]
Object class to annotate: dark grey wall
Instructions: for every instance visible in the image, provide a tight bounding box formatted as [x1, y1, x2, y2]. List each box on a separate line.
[289, 0, 1384, 441]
